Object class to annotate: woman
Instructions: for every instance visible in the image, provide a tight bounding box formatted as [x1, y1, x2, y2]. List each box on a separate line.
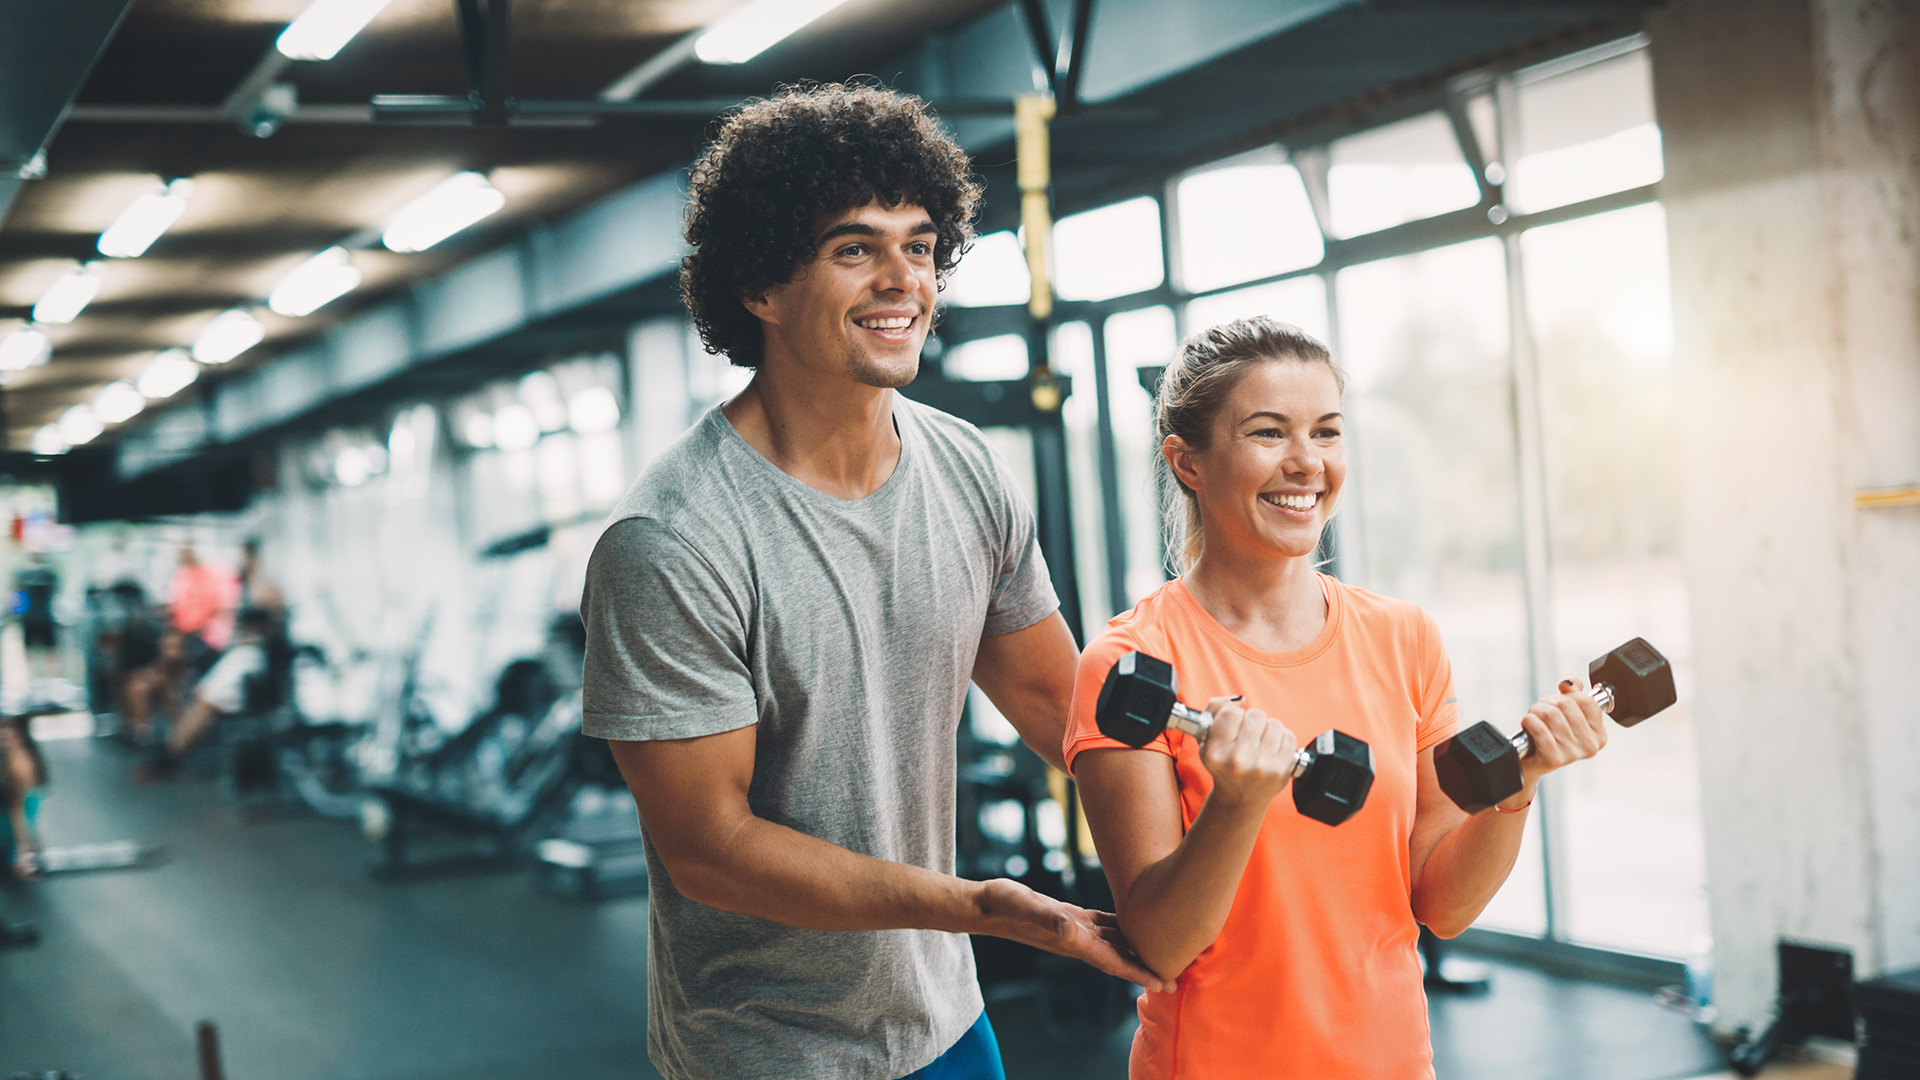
[1064, 317, 1608, 1079]
[1, 713, 47, 880]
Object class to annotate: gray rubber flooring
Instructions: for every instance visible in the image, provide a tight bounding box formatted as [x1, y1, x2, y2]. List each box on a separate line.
[2, 735, 1726, 1079]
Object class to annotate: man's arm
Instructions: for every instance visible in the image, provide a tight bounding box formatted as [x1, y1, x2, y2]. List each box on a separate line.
[609, 726, 1170, 990]
[969, 611, 1078, 773]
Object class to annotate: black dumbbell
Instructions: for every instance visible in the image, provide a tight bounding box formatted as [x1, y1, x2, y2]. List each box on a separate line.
[1434, 637, 1676, 814]
[1094, 650, 1376, 826]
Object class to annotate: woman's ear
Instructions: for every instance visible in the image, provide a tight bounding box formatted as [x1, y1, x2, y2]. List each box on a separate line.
[1163, 435, 1203, 492]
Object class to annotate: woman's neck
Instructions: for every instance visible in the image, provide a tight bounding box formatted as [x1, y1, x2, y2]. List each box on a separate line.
[1183, 542, 1328, 655]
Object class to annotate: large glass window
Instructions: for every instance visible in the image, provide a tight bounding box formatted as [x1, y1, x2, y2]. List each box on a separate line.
[1327, 112, 1481, 238]
[932, 38, 1694, 963]
[945, 230, 1031, 308]
[1185, 276, 1329, 344]
[1522, 203, 1705, 957]
[1175, 156, 1323, 292]
[1103, 306, 1178, 602]
[1507, 48, 1663, 214]
[1335, 240, 1541, 932]
[1055, 197, 1165, 302]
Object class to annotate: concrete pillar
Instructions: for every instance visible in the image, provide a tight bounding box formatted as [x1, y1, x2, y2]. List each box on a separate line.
[1647, 0, 1920, 1034]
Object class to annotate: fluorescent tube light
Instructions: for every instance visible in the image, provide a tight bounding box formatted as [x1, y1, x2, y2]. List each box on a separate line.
[97, 178, 194, 258]
[93, 380, 145, 424]
[276, 0, 394, 61]
[694, 0, 851, 64]
[32, 264, 103, 324]
[193, 309, 265, 364]
[382, 172, 506, 253]
[30, 425, 66, 456]
[58, 404, 103, 446]
[136, 349, 200, 399]
[0, 326, 51, 371]
[269, 247, 362, 316]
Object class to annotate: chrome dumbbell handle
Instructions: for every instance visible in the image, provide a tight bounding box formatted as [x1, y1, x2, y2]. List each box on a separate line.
[1509, 681, 1617, 758]
[1166, 701, 1312, 778]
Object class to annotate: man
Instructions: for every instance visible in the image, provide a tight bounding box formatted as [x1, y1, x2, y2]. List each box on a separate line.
[582, 84, 1160, 1080]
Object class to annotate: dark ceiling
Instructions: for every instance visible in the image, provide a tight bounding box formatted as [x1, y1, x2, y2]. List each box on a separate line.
[0, 0, 1003, 445]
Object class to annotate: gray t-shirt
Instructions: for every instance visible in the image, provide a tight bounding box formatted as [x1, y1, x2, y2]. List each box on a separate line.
[581, 396, 1059, 1080]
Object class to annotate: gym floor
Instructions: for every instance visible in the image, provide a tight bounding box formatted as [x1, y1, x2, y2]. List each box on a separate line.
[3, 733, 1731, 1080]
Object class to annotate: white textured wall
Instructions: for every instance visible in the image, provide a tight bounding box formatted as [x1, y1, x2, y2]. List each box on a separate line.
[1649, 0, 1920, 1033]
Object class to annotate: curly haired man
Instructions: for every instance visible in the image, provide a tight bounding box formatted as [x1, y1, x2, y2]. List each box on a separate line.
[580, 83, 1162, 1080]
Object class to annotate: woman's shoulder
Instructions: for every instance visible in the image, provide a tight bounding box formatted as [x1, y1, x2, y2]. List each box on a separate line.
[1326, 575, 1443, 644]
[1094, 580, 1190, 654]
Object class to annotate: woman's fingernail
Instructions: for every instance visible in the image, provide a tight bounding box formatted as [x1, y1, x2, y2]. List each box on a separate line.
[1227, 695, 1244, 702]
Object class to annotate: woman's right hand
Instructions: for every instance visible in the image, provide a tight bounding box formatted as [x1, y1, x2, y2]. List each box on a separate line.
[1197, 697, 1300, 812]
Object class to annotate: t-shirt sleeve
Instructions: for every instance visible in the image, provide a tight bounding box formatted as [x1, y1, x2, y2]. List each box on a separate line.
[1412, 608, 1461, 752]
[580, 516, 759, 742]
[981, 445, 1060, 636]
[1063, 627, 1175, 776]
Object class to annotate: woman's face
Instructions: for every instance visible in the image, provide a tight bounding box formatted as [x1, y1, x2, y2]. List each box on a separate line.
[1170, 358, 1346, 564]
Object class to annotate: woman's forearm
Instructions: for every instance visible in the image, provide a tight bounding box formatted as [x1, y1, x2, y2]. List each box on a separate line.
[1116, 791, 1271, 978]
[1411, 781, 1533, 936]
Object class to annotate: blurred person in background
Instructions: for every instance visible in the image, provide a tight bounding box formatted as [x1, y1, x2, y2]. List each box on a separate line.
[1, 713, 46, 880]
[237, 538, 284, 621]
[136, 607, 286, 783]
[14, 552, 60, 689]
[168, 545, 237, 669]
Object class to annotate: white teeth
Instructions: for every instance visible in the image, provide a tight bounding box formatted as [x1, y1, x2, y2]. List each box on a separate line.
[1263, 492, 1318, 511]
[857, 316, 913, 330]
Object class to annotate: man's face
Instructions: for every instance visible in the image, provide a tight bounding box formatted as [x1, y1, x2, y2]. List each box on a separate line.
[746, 201, 939, 389]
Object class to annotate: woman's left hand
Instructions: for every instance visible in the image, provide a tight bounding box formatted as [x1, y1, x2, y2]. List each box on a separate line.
[1517, 678, 1608, 785]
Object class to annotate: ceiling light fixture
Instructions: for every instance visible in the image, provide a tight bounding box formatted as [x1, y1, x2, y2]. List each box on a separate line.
[0, 325, 51, 371]
[192, 309, 266, 365]
[137, 349, 200, 399]
[32, 263, 103, 325]
[269, 247, 362, 316]
[93, 380, 146, 424]
[382, 172, 506, 253]
[30, 425, 66, 456]
[58, 404, 103, 447]
[97, 178, 195, 258]
[694, 0, 852, 64]
[276, 0, 395, 62]
[568, 386, 621, 434]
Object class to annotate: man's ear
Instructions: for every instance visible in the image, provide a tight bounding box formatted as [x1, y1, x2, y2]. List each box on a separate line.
[742, 290, 776, 325]
[1163, 436, 1203, 492]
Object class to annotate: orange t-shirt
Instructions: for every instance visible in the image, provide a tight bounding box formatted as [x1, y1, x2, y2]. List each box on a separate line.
[1064, 574, 1459, 1080]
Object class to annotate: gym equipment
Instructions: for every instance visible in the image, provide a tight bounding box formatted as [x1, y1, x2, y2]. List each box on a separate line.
[1095, 650, 1376, 826]
[33, 841, 165, 874]
[1433, 637, 1675, 814]
[1730, 940, 1858, 1076]
[1856, 964, 1920, 1080]
[1, 920, 38, 949]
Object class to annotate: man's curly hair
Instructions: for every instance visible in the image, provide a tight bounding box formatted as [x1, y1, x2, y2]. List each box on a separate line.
[680, 82, 983, 368]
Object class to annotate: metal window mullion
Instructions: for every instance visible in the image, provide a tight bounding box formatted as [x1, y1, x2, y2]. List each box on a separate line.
[1496, 72, 1566, 942]
[1087, 312, 1128, 617]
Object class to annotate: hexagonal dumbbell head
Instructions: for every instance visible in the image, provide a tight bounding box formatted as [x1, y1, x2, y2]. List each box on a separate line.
[1094, 650, 1180, 749]
[1292, 729, 1375, 826]
[1434, 721, 1524, 815]
[1588, 637, 1676, 728]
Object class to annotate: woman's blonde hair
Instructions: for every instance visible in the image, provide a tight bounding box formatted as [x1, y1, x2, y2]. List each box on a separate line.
[1154, 316, 1346, 574]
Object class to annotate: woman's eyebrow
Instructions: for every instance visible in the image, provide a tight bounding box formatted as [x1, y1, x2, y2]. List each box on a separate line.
[1238, 410, 1344, 424]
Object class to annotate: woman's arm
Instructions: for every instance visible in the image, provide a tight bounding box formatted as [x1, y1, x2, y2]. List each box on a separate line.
[1075, 700, 1299, 980]
[1409, 679, 1606, 936]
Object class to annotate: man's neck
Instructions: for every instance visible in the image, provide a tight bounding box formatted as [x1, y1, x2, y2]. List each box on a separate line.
[721, 357, 903, 500]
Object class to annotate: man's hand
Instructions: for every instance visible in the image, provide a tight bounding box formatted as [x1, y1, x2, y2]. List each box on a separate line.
[972, 877, 1175, 993]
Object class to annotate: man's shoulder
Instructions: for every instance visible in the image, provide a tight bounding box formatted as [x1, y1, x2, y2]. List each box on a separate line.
[896, 396, 1013, 496]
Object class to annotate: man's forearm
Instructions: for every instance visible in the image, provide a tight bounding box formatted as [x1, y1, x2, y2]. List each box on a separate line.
[667, 810, 989, 933]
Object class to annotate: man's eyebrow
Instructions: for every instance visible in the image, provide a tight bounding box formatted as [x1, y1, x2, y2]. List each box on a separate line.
[816, 219, 939, 246]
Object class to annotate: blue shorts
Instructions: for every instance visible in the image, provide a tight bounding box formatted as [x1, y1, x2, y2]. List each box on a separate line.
[904, 1011, 1005, 1080]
